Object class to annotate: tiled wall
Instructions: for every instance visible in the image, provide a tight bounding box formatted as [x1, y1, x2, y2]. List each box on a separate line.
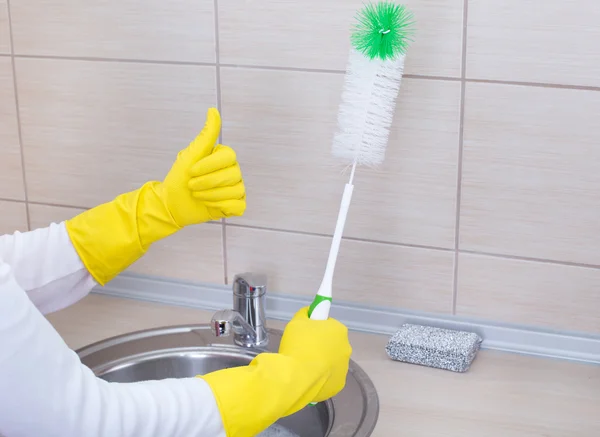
[1, 1, 599, 335]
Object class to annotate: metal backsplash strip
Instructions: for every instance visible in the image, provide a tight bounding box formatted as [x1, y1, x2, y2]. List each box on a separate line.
[95, 272, 600, 365]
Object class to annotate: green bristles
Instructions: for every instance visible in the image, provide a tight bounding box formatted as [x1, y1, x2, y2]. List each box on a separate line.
[350, 1, 415, 61]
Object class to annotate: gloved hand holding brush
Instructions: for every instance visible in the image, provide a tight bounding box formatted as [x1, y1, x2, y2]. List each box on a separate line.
[200, 306, 352, 437]
[66, 107, 246, 286]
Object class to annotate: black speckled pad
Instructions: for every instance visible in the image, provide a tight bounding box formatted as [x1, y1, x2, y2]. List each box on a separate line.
[385, 324, 483, 372]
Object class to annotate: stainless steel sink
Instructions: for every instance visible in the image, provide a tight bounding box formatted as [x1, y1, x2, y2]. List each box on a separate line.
[76, 324, 379, 437]
[77, 272, 379, 436]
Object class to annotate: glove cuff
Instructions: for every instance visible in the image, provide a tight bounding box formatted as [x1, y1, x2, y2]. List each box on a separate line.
[65, 182, 180, 286]
[136, 181, 182, 248]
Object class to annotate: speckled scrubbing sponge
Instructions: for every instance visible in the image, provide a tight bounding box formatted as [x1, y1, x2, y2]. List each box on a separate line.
[385, 324, 483, 372]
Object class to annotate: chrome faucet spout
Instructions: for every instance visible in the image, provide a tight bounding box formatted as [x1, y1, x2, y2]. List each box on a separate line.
[211, 309, 259, 344]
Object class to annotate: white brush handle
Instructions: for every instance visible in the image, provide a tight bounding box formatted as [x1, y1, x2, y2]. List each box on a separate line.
[308, 182, 354, 321]
[306, 182, 353, 407]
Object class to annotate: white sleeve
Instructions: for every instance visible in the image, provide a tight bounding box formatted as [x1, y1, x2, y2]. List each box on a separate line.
[0, 258, 226, 437]
[0, 221, 97, 314]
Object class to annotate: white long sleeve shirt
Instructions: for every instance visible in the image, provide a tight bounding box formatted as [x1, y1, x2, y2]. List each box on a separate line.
[0, 221, 226, 437]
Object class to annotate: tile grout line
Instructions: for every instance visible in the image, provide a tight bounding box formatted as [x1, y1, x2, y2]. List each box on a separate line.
[467, 77, 600, 92]
[3, 54, 456, 82]
[6, 0, 31, 231]
[224, 222, 452, 250]
[5, 197, 600, 272]
[213, 0, 228, 285]
[452, 0, 470, 315]
[221, 220, 228, 285]
[459, 249, 600, 270]
[13, 53, 218, 67]
[221, 62, 346, 75]
[7, 53, 600, 92]
[5, 199, 90, 210]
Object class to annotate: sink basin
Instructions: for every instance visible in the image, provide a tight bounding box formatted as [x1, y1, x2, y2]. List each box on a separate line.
[76, 325, 379, 437]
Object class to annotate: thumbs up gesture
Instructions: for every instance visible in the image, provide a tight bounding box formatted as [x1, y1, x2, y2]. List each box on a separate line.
[160, 108, 246, 226]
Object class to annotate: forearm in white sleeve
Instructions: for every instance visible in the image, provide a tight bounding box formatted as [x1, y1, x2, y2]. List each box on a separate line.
[0, 259, 226, 437]
[0, 222, 97, 314]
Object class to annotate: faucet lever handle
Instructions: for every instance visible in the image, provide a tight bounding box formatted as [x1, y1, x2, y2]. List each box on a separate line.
[233, 272, 267, 297]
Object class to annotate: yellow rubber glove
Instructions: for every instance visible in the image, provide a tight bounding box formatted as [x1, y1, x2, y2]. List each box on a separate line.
[200, 307, 352, 437]
[65, 108, 245, 286]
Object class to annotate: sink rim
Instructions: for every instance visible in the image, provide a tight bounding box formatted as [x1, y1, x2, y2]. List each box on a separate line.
[76, 324, 379, 437]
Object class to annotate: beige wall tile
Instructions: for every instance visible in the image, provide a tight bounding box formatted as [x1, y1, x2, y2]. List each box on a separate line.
[457, 253, 600, 334]
[226, 226, 454, 313]
[221, 67, 346, 234]
[219, 0, 463, 77]
[0, 1, 10, 54]
[29, 203, 225, 284]
[466, 1, 600, 87]
[0, 200, 28, 234]
[222, 68, 460, 248]
[0, 58, 25, 201]
[10, 0, 215, 62]
[127, 223, 224, 284]
[460, 82, 600, 265]
[16, 58, 217, 207]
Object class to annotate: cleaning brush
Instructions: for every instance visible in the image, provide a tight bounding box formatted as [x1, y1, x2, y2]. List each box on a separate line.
[308, 1, 415, 322]
[304, 2, 483, 376]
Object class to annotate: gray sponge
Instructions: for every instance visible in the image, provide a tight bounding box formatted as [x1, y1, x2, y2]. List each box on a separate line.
[385, 324, 483, 373]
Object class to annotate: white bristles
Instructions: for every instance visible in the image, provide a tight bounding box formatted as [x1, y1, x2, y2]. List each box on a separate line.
[332, 48, 406, 167]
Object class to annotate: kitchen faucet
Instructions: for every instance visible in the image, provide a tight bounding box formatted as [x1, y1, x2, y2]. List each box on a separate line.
[210, 272, 269, 348]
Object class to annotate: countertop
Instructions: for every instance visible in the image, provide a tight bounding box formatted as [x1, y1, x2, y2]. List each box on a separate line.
[47, 294, 600, 437]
